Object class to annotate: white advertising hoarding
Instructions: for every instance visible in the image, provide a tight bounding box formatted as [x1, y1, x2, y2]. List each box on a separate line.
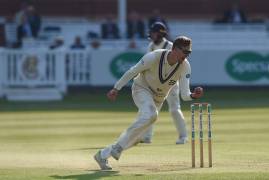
[91, 49, 269, 86]
[190, 50, 269, 85]
[91, 49, 144, 86]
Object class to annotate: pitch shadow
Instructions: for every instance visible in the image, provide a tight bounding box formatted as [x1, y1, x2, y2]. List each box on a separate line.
[51, 170, 119, 180]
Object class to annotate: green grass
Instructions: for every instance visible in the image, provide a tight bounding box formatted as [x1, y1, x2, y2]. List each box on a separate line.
[0, 89, 269, 179]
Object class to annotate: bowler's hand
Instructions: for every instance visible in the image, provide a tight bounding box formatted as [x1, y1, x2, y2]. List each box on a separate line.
[191, 87, 203, 99]
[107, 88, 118, 101]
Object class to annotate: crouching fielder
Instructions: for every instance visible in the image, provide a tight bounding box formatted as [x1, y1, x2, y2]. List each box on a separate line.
[94, 36, 203, 170]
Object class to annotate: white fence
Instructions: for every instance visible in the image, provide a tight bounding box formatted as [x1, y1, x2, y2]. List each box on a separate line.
[65, 51, 91, 85]
[0, 50, 91, 86]
[0, 49, 91, 100]
[1, 50, 64, 88]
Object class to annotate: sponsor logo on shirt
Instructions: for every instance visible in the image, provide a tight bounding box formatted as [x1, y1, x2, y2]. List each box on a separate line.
[168, 80, 176, 85]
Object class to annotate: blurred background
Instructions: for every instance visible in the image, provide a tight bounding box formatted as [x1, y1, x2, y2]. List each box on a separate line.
[0, 0, 268, 101]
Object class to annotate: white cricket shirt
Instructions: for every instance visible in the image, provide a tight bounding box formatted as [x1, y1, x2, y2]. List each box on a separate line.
[147, 38, 173, 52]
[114, 49, 192, 103]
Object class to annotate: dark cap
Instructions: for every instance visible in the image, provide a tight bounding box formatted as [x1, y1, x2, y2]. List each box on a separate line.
[150, 22, 167, 35]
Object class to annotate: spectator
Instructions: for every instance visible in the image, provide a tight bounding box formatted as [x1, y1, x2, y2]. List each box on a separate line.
[70, 36, 86, 49]
[49, 36, 65, 50]
[17, 14, 33, 47]
[101, 16, 120, 39]
[26, 5, 42, 38]
[126, 11, 145, 39]
[14, 1, 29, 27]
[148, 9, 168, 28]
[127, 39, 138, 50]
[89, 38, 101, 50]
[219, 2, 247, 23]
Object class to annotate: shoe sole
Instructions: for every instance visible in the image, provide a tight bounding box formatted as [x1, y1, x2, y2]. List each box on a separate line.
[176, 140, 188, 144]
[139, 141, 152, 144]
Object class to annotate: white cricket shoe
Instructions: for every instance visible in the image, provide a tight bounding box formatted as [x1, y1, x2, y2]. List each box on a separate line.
[139, 137, 152, 144]
[176, 137, 188, 144]
[111, 144, 123, 160]
[94, 150, 112, 170]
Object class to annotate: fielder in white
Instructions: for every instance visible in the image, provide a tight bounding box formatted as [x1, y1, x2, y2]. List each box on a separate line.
[140, 22, 188, 144]
[94, 36, 203, 170]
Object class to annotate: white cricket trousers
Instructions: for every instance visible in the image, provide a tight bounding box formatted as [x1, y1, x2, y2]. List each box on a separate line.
[142, 82, 187, 141]
[100, 84, 162, 159]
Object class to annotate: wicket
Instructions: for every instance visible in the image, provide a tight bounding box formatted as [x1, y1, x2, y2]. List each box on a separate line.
[191, 103, 212, 168]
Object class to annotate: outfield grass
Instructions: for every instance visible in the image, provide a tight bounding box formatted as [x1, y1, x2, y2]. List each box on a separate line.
[0, 89, 269, 179]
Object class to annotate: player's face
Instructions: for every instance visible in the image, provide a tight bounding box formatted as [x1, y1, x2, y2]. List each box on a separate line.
[150, 32, 159, 41]
[175, 47, 191, 61]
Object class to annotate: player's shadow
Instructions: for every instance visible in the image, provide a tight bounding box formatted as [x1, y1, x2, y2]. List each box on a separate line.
[50, 170, 120, 180]
[65, 147, 105, 151]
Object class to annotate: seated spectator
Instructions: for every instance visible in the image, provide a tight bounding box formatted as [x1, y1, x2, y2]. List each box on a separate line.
[101, 16, 120, 39]
[217, 2, 247, 23]
[49, 36, 65, 50]
[89, 38, 101, 50]
[26, 5, 42, 38]
[126, 11, 145, 39]
[127, 39, 137, 49]
[70, 36, 86, 49]
[148, 9, 168, 28]
[127, 39, 141, 51]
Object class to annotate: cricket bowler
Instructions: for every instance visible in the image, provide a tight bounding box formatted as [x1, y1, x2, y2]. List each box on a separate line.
[94, 35, 203, 170]
[140, 22, 188, 144]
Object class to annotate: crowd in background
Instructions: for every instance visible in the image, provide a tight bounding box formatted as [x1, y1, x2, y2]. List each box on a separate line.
[12, 1, 171, 50]
[7, 0, 262, 50]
